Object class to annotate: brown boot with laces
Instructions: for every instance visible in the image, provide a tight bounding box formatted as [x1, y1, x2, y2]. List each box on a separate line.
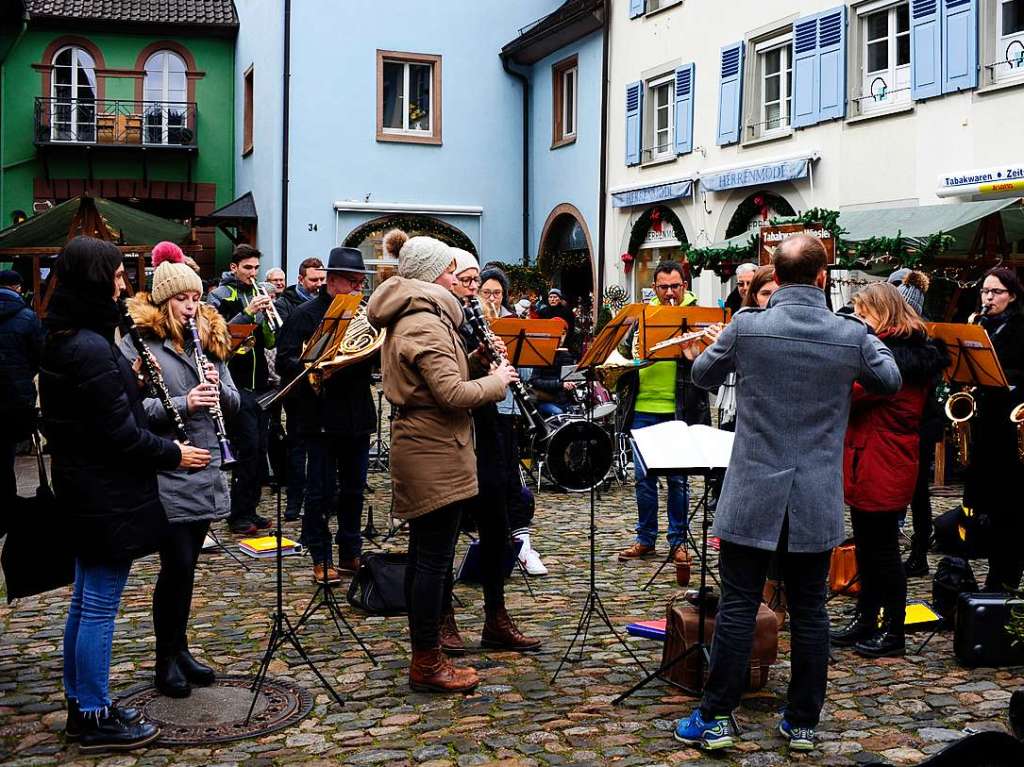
[408, 648, 479, 693]
[439, 608, 465, 656]
[481, 607, 542, 652]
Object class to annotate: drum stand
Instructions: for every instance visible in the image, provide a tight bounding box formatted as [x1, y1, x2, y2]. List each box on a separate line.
[552, 368, 649, 683]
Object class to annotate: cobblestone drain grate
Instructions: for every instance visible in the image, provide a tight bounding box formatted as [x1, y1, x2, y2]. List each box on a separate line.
[116, 674, 313, 745]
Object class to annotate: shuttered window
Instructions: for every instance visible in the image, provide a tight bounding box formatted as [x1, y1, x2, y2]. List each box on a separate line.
[625, 81, 643, 165]
[673, 63, 695, 155]
[716, 42, 744, 145]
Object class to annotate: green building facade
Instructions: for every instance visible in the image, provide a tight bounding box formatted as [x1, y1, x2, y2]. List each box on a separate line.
[0, 1, 238, 273]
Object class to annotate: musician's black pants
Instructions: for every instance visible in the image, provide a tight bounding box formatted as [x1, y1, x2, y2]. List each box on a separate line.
[908, 436, 937, 557]
[406, 500, 467, 650]
[498, 414, 534, 534]
[701, 522, 830, 728]
[153, 519, 210, 656]
[851, 508, 906, 623]
[300, 432, 369, 565]
[227, 390, 269, 523]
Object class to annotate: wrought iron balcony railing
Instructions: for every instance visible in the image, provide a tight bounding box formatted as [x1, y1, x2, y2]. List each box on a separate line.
[34, 97, 198, 149]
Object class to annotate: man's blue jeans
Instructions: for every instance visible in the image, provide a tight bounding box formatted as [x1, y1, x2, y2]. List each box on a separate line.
[633, 411, 688, 548]
[63, 559, 132, 713]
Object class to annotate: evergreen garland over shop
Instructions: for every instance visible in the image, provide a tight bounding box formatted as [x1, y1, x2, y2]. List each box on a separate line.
[343, 215, 477, 253]
[625, 205, 687, 257]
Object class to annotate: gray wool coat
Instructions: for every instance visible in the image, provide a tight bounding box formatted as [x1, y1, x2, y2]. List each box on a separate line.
[691, 285, 902, 553]
[118, 336, 240, 524]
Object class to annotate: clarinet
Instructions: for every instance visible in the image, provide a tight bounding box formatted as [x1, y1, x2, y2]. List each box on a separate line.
[464, 296, 550, 441]
[118, 299, 191, 444]
[186, 317, 238, 471]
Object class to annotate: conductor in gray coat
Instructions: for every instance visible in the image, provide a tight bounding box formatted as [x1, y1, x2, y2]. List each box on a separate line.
[673, 235, 902, 753]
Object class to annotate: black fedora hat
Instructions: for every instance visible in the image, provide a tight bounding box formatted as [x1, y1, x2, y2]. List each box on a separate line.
[325, 246, 374, 274]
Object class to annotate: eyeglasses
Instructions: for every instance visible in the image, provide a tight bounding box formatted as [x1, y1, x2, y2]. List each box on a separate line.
[480, 288, 503, 298]
[458, 276, 481, 286]
[979, 287, 1009, 297]
[654, 283, 684, 291]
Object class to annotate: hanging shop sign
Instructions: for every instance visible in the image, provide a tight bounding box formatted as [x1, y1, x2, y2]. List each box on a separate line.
[936, 164, 1024, 198]
[701, 157, 814, 193]
[759, 223, 836, 265]
[611, 179, 693, 208]
[643, 223, 677, 245]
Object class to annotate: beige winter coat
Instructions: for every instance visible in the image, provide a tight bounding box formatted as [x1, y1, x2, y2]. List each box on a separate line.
[366, 276, 506, 520]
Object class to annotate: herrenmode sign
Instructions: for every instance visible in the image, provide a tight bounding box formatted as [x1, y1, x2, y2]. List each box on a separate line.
[758, 223, 836, 266]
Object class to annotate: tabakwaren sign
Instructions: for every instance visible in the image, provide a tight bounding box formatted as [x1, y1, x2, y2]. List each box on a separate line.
[759, 223, 836, 265]
[936, 164, 1024, 198]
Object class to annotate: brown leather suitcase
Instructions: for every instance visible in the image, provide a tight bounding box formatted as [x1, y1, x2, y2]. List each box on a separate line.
[662, 592, 778, 692]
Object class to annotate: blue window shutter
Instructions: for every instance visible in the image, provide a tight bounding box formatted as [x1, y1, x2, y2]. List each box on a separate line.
[716, 43, 744, 145]
[817, 6, 847, 120]
[911, 0, 942, 99]
[941, 0, 978, 93]
[625, 81, 643, 166]
[630, 0, 645, 19]
[791, 14, 820, 127]
[673, 63, 695, 155]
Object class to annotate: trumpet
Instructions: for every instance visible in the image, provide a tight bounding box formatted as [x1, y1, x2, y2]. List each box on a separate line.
[1011, 403, 1024, 464]
[252, 280, 284, 332]
[186, 317, 237, 471]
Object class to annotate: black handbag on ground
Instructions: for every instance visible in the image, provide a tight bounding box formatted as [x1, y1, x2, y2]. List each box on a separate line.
[346, 551, 407, 616]
[933, 505, 991, 559]
[931, 555, 978, 625]
[1, 433, 75, 602]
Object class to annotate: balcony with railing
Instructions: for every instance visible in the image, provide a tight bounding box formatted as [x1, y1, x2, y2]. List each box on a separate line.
[34, 98, 198, 150]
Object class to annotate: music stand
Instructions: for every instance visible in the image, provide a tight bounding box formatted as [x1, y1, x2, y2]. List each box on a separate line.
[613, 422, 733, 705]
[552, 305, 650, 683]
[227, 322, 258, 352]
[926, 322, 1010, 389]
[489, 318, 565, 369]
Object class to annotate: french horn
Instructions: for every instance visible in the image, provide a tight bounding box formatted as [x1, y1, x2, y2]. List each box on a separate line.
[308, 302, 386, 392]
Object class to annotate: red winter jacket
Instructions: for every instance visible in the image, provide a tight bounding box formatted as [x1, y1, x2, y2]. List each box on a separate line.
[843, 332, 948, 512]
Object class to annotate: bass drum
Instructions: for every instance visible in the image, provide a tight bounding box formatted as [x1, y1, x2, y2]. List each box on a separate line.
[542, 415, 614, 492]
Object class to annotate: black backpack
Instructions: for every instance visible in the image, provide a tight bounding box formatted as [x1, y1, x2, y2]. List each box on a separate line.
[931, 556, 978, 624]
[346, 552, 408, 616]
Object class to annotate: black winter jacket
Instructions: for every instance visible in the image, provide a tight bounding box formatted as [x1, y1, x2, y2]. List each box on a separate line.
[530, 349, 577, 407]
[39, 327, 180, 564]
[276, 290, 377, 437]
[275, 284, 315, 326]
[0, 287, 43, 437]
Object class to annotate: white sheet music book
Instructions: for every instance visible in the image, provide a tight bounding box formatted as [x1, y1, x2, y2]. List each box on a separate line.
[630, 422, 734, 475]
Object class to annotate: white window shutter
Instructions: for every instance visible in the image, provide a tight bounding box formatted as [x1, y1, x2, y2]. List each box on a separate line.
[911, 0, 942, 99]
[625, 81, 643, 165]
[673, 63, 695, 155]
[817, 6, 847, 121]
[716, 43, 744, 145]
[791, 15, 820, 128]
[941, 0, 978, 93]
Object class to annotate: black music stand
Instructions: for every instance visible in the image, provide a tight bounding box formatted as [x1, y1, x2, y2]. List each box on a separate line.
[613, 423, 733, 704]
[552, 307, 650, 683]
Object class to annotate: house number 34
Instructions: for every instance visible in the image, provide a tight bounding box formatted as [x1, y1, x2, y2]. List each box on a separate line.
[307, 223, 318, 232]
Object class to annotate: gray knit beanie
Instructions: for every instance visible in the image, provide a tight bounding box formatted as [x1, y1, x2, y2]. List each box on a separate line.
[397, 236, 454, 283]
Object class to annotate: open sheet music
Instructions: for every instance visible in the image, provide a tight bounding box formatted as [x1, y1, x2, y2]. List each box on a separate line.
[630, 422, 734, 474]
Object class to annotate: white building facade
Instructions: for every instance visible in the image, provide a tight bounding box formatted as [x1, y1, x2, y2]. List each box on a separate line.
[606, 0, 1024, 305]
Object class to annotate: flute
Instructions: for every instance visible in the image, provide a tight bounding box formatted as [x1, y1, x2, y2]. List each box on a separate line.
[463, 296, 551, 440]
[186, 317, 238, 470]
[118, 299, 191, 444]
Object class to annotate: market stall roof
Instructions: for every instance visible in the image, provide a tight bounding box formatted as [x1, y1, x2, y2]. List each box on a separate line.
[193, 191, 257, 225]
[705, 198, 1024, 253]
[0, 195, 192, 255]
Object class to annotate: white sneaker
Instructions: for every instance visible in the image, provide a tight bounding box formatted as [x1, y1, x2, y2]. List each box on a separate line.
[520, 545, 548, 576]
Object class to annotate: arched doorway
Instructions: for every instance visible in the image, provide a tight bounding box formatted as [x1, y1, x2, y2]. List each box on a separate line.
[724, 190, 796, 239]
[343, 214, 475, 290]
[625, 204, 689, 302]
[537, 203, 595, 330]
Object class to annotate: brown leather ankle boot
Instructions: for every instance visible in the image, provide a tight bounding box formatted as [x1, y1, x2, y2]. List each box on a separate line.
[439, 608, 465, 656]
[409, 648, 479, 693]
[481, 607, 542, 652]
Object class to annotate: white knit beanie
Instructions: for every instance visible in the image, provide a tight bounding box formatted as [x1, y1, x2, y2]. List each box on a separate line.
[151, 260, 203, 304]
[397, 236, 454, 283]
[450, 248, 479, 276]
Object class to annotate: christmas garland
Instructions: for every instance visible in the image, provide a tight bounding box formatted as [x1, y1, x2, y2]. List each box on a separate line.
[625, 205, 686, 256]
[343, 214, 477, 253]
[488, 262, 548, 295]
[537, 247, 591, 276]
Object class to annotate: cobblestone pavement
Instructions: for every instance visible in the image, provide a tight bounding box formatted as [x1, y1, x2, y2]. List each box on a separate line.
[2, 458, 1023, 766]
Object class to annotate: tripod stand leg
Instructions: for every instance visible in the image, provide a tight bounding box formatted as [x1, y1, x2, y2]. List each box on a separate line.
[591, 592, 649, 673]
[552, 590, 594, 680]
[321, 585, 377, 664]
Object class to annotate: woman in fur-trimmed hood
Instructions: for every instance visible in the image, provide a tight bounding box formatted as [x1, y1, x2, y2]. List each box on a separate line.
[117, 244, 240, 700]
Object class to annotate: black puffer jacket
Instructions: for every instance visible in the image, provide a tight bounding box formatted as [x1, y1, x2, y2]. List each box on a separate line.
[276, 290, 376, 436]
[40, 309, 180, 564]
[274, 284, 315, 326]
[0, 287, 43, 437]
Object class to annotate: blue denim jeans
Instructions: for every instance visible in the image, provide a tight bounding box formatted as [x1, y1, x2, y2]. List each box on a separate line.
[633, 411, 689, 548]
[63, 559, 132, 713]
[537, 402, 565, 418]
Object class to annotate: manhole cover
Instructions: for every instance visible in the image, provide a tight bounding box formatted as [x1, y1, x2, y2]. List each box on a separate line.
[117, 674, 313, 745]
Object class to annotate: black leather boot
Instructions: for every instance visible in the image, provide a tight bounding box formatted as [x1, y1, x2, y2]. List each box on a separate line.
[829, 608, 879, 648]
[77, 708, 160, 754]
[854, 617, 906, 658]
[65, 697, 143, 741]
[154, 654, 191, 698]
[176, 648, 216, 687]
[903, 551, 929, 577]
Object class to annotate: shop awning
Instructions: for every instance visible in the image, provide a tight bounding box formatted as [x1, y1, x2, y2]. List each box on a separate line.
[610, 178, 694, 208]
[698, 151, 820, 193]
[705, 198, 1024, 254]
